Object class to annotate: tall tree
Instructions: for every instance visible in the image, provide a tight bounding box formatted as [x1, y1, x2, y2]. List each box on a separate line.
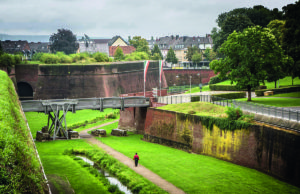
[129, 36, 150, 55]
[203, 48, 217, 61]
[210, 26, 291, 101]
[212, 5, 283, 53]
[0, 41, 3, 55]
[282, 1, 300, 84]
[114, 47, 125, 61]
[49, 29, 79, 54]
[186, 46, 199, 61]
[151, 44, 163, 60]
[192, 53, 202, 64]
[166, 47, 178, 65]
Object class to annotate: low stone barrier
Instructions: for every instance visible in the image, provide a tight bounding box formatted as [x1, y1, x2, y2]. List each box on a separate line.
[91, 129, 107, 137]
[111, 129, 127, 136]
[68, 131, 79, 139]
[36, 131, 50, 142]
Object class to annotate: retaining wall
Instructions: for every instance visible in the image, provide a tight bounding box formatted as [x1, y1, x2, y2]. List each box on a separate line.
[144, 108, 300, 187]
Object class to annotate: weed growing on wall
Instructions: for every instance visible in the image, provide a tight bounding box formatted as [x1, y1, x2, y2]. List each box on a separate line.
[225, 104, 243, 120]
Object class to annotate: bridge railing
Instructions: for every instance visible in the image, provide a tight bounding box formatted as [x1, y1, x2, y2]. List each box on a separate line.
[21, 97, 150, 112]
[157, 95, 300, 124]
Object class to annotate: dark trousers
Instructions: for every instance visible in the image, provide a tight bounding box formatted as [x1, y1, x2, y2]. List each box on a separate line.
[135, 159, 138, 167]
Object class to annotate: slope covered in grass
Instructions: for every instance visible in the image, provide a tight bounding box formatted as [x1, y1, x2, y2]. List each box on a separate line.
[0, 70, 47, 193]
[98, 122, 300, 194]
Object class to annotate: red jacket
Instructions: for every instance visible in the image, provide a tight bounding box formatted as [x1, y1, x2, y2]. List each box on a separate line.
[133, 154, 139, 160]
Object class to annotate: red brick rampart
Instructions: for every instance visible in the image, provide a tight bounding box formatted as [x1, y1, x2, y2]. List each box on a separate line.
[143, 108, 300, 187]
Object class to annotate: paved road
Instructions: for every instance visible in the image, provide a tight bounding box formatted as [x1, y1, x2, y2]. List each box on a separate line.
[79, 122, 185, 194]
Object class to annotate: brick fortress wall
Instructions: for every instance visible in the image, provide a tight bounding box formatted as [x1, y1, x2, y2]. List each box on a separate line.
[144, 108, 300, 187]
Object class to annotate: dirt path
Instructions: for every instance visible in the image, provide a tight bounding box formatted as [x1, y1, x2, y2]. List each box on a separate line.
[79, 121, 185, 194]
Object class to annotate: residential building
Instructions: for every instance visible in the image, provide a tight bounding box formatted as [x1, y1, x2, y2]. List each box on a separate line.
[0, 40, 31, 54]
[28, 42, 50, 53]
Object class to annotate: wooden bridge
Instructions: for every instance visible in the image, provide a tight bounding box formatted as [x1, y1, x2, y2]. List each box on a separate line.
[21, 97, 150, 140]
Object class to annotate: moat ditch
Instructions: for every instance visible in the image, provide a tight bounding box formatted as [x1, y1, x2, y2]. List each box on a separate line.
[76, 156, 132, 194]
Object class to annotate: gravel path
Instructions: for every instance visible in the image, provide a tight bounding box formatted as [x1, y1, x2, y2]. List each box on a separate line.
[79, 121, 185, 194]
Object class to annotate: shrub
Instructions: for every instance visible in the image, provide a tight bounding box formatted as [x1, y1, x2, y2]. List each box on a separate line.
[209, 84, 239, 91]
[93, 52, 109, 62]
[59, 55, 73, 63]
[209, 75, 228, 84]
[191, 96, 200, 102]
[40, 53, 60, 64]
[32, 52, 44, 61]
[212, 92, 246, 99]
[225, 104, 243, 120]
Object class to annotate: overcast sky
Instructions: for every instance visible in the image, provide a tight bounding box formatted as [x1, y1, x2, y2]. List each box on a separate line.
[0, 0, 297, 39]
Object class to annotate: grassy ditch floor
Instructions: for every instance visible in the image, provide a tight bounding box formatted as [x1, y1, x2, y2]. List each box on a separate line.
[97, 122, 300, 194]
[36, 140, 110, 193]
[26, 108, 119, 139]
[237, 98, 300, 107]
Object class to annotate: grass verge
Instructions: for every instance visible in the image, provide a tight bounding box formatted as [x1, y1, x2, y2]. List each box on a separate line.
[97, 122, 300, 194]
[237, 98, 300, 107]
[269, 92, 300, 98]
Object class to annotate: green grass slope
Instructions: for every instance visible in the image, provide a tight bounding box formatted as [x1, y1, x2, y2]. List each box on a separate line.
[0, 70, 47, 193]
[98, 122, 300, 194]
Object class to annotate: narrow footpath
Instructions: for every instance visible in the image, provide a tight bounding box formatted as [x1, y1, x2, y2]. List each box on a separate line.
[79, 121, 185, 194]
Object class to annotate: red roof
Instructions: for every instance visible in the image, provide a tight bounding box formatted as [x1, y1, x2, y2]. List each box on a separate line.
[109, 46, 136, 57]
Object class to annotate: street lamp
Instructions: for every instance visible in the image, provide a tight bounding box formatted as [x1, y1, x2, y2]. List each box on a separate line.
[190, 75, 192, 94]
[197, 73, 202, 92]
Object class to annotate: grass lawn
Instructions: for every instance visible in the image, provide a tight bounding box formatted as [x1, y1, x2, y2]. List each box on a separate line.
[270, 92, 300, 98]
[97, 122, 300, 194]
[156, 102, 226, 117]
[36, 140, 110, 194]
[26, 108, 118, 138]
[237, 98, 300, 107]
[213, 76, 300, 90]
[185, 84, 211, 93]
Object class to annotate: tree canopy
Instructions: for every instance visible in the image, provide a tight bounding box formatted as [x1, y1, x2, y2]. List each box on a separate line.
[186, 46, 199, 62]
[129, 36, 150, 55]
[151, 44, 163, 60]
[49, 29, 79, 55]
[166, 47, 178, 65]
[210, 26, 291, 101]
[191, 53, 202, 64]
[203, 48, 217, 61]
[282, 1, 300, 83]
[212, 5, 283, 53]
[114, 47, 125, 61]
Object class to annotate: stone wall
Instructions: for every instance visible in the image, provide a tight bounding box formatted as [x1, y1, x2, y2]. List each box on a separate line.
[144, 108, 300, 187]
[12, 61, 168, 99]
[163, 69, 216, 86]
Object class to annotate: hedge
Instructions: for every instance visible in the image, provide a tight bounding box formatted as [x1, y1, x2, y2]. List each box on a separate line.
[209, 84, 239, 91]
[212, 92, 246, 99]
[255, 86, 300, 96]
[208, 75, 228, 84]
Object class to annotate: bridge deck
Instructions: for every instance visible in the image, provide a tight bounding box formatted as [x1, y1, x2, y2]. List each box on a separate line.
[21, 97, 150, 112]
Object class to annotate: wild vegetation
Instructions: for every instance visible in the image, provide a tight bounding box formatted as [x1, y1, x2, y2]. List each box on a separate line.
[0, 70, 47, 193]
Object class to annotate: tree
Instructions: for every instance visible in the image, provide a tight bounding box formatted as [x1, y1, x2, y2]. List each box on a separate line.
[114, 47, 125, 61]
[129, 36, 150, 55]
[0, 41, 3, 56]
[212, 6, 283, 53]
[49, 29, 79, 54]
[203, 48, 217, 61]
[266, 20, 288, 88]
[151, 44, 163, 60]
[166, 47, 178, 65]
[192, 53, 202, 64]
[210, 26, 291, 101]
[186, 46, 199, 61]
[282, 1, 300, 84]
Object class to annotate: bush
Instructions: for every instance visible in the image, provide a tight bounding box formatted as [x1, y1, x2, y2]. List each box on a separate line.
[60, 55, 73, 63]
[209, 75, 228, 84]
[225, 104, 243, 120]
[212, 92, 246, 99]
[32, 52, 44, 61]
[124, 51, 149, 61]
[191, 96, 200, 102]
[93, 52, 109, 62]
[209, 84, 239, 91]
[40, 53, 60, 64]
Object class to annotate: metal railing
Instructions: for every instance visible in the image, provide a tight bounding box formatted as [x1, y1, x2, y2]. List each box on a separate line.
[157, 95, 300, 123]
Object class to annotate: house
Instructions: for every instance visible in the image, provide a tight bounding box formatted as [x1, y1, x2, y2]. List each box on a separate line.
[78, 39, 110, 55]
[147, 34, 214, 63]
[0, 40, 31, 54]
[28, 42, 50, 53]
[78, 35, 135, 57]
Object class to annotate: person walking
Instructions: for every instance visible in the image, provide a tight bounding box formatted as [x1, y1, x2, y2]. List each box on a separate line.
[133, 153, 139, 167]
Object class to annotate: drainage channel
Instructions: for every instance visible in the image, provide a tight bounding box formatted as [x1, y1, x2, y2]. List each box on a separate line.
[76, 156, 132, 194]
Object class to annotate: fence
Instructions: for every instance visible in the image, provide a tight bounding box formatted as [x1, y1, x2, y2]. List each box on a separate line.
[157, 94, 300, 123]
